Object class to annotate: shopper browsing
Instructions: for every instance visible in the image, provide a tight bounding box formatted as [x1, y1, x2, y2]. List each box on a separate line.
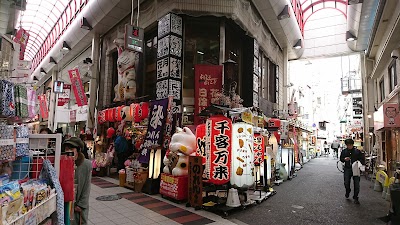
[339, 139, 365, 204]
[63, 137, 92, 225]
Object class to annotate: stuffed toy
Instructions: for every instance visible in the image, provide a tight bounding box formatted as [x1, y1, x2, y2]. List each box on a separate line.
[163, 127, 196, 176]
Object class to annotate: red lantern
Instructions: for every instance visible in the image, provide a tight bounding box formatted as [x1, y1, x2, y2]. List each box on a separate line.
[139, 102, 149, 121]
[98, 110, 106, 124]
[195, 124, 206, 165]
[205, 115, 232, 185]
[115, 106, 124, 121]
[107, 108, 116, 122]
[130, 103, 139, 122]
[105, 109, 111, 122]
[254, 134, 265, 166]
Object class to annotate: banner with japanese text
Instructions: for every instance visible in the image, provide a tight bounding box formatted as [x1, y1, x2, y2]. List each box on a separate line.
[139, 98, 169, 163]
[57, 84, 71, 106]
[194, 65, 223, 125]
[38, 94, 48, 119]
[13, 28, 30, 60]
[68, 68, 87, 107]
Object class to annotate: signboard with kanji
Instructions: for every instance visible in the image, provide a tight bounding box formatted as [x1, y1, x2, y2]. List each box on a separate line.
[125, 25, 144, 52]
[195, 124, 206, 165]
[253, 134, 265, 166]
[188, 156, 203, 208]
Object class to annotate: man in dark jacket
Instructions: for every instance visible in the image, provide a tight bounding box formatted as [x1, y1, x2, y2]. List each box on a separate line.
[340, 139, 365, 204]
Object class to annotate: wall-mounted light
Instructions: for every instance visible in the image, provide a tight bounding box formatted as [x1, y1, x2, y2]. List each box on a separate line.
[367, 114, 372, 119]
[277, 5, 290, 20]
[80, 17, 92, 30]
[62, 41, 71, 51]
[346, 31, 357, 41]
[49, 57, 57, 64]
[293, 39, 302, 49]
[40, 68, 47, 75]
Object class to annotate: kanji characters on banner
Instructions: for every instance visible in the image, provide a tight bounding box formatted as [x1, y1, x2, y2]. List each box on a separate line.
[195, 124, 206, 165]
[253, 134, 265, 166]
[205, 115, 232, 185]
[38, 94, 48, 119]
[68, 68, 87, 107]
[57, 84, 71, 106]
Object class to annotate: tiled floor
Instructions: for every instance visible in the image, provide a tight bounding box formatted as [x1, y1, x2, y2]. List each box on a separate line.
[88, 177, 241, 225]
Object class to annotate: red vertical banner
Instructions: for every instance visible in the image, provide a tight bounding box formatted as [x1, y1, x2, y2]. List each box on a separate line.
[57, 84, 71, 106]
[68, 68, 87, 106]
[194, 65, 223, 125]
[13, 28, 30, 60]
[38, 94, 48, 119]
[205, 115, 232, 185]
[293, 127, 299, 163]
[254, 134, 265, 166]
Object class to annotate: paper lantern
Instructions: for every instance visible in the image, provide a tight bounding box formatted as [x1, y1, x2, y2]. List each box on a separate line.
[97, 110, 106, 124]
[115, 105, 124, 121]
[105, 108, 114, 122]
[253, 134, 265, 166]
[138, 102, 149, 122]
[122, 106, 132, 121]
[195, 124, 206, 165]
[130, 103, 139, 122]
[231, 122, 255, 188]
[205, 115, 232, 185]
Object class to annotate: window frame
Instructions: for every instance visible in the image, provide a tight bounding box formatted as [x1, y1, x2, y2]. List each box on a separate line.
[379, 78, 385, 102]
[388, 59, 397, 92]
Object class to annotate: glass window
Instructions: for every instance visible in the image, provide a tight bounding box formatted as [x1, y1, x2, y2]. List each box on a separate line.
[143, 30, 158, 99]
[389, 60, 397, 92]
[269, 61, 277, 103]
[379, 79, 385, 102]
[225, 22, 243, 93]
[184, 17, 220, 90]
[261, 55, 269, 99]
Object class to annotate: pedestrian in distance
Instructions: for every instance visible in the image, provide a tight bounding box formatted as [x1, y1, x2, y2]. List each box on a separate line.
[323, 141, 329, 155]
[63, 137, 92, 225]
[331, 140, 340, 158]
[339, 138, 365, 204]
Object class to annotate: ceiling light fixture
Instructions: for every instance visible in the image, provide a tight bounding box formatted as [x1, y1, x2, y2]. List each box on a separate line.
[277, 5, 290, 20]
[80, 17, 92, 30]
[293, 39, 302, 49]
[49, 57, 57, 64]
[62, 41, 71, 51]
[346, 31, 357, 41]
[83, 57, 93, 64]
[40, 68, 47, 75]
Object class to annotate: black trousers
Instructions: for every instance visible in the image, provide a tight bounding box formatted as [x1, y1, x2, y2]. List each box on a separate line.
[344, 169, 360, 199]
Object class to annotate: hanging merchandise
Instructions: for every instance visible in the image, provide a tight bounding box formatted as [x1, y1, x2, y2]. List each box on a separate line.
[68, 68, 87, 107]
[58, 156, 75, 202]
[27, 88, 37, 119]
[205, 115, 232, 185]
[0, 124, 16, 161]
[195, 124, 206, 165]
[231, 122, 255, 188]
[0, 80, 16, 118]
[14, 84, 29, 118]
[38, 94, 49, 120]
[13, 28, 30, 60]
[15, 125, 29, 157]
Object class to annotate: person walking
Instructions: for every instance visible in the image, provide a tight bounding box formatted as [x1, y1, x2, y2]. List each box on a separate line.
[331, 140, 340, 158]
[339, 138, 365, 204]
[323, 141, 329, 156]
[63, 137, 92, 225]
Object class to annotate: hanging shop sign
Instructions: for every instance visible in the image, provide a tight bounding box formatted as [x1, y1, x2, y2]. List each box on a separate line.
[70, 110, 76, 123]
[195, 124, 206, 165]
[188, 156, 203, 208]
[139, 99, 169, 163]
[53, 81, 64, 93]
[254, 134, 265, 166]
[231, 123, 254, 188]
[38, 94, 48, 119]
[280, 120, 289, 140]
[125, 25, 144, 52]
[267, 118, 281, 130]
[194, 65, 223, 124]
[162, 96, 174, 149]
[205, 116, 232, 185]
[374, 103, 400, 130]
[13, 28, 30, 60]
[57, 84, 71, 106]
[68, 68, 87, 107]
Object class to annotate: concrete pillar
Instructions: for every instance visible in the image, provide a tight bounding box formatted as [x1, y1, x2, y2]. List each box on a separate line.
[87, 33, 100, 129]
[283, 47, 289, 113]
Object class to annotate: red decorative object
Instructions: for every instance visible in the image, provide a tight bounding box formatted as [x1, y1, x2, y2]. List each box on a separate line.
[195, 124, 206, 165]
[13, 28, 30, 60]
[205, 115, 232, 185]
[194, 65, 223, 125]
[105, 108, 116, 122]
[115, 105, 124, 121]
[160, 173, 188, 201]
[59, 155, 75, 201]
[253, 134, 265, 166]
[98, 110, 106, 124]
[130, 103, 139, 122]
[139, 102, 150, 121]
[68, 68, 87, 107]
[38, 94, 48, 119]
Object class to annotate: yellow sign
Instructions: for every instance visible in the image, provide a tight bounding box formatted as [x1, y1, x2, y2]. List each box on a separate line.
[241, 111, 253, 124]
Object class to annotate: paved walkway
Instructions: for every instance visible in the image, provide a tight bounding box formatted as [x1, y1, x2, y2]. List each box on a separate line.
[230, 156, 391, 225]
[88, 156, 390, 225]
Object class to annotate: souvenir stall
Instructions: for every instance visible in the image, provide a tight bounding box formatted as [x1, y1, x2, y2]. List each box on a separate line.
[0, 80, 65, 224]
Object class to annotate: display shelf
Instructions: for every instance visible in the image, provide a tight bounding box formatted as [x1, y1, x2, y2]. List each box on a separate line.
[5, 193, 57, 225]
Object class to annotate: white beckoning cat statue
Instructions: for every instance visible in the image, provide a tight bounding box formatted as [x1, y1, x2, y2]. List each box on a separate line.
[163, 127, 196, 176]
